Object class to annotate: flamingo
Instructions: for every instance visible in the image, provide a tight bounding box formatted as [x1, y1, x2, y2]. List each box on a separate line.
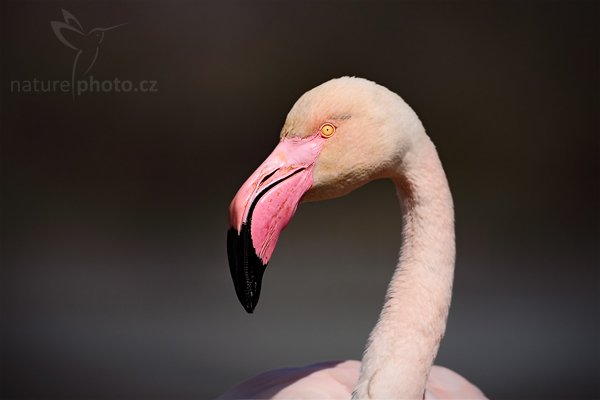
[222, 77, 487, 399]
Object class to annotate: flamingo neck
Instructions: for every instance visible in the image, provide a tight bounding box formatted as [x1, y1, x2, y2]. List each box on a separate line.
[353, 137, 455, 399]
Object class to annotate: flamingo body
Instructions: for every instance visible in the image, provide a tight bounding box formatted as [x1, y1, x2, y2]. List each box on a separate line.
[217, 361, 486, 399]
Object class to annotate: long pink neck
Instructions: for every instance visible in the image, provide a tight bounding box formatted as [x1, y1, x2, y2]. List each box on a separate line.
[353, 137, 455, 399]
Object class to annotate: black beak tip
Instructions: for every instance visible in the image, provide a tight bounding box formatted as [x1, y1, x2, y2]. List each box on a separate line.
[227, 224, 267, 313]
[243, 302, 255, 314]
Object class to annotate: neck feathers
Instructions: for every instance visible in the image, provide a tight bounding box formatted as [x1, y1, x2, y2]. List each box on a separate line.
[354, 137, 455, 399]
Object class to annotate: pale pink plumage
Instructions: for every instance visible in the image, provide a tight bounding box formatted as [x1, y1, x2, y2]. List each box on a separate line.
[222, 77, 487, 399]
[217, 361, 486, 399]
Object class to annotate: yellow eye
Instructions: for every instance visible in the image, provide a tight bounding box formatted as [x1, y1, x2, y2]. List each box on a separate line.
[319, 123, 335, 138]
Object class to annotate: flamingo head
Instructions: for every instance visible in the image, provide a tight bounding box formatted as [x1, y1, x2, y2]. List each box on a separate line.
[227, 76, 423, 312]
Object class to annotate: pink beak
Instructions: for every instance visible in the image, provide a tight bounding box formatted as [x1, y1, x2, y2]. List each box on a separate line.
[227, 134, 326, 312]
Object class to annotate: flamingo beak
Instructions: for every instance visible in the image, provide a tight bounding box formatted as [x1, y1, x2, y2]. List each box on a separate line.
[227, 135, 326, 313]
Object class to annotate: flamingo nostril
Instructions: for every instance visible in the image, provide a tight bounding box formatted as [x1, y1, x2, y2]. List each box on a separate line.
[258, 168, 279, 188]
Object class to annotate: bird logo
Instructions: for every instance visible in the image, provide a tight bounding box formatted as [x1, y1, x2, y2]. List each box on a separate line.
[50, 9, 126, 97]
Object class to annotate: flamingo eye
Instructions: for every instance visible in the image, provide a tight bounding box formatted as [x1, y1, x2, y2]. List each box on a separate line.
[319, 123, 335, 138]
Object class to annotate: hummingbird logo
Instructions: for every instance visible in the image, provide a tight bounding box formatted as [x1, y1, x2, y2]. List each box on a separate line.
[51, 9, 126, 97]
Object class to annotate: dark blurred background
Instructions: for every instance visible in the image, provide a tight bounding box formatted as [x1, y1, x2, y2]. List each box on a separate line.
[1, 1, 598, 399]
